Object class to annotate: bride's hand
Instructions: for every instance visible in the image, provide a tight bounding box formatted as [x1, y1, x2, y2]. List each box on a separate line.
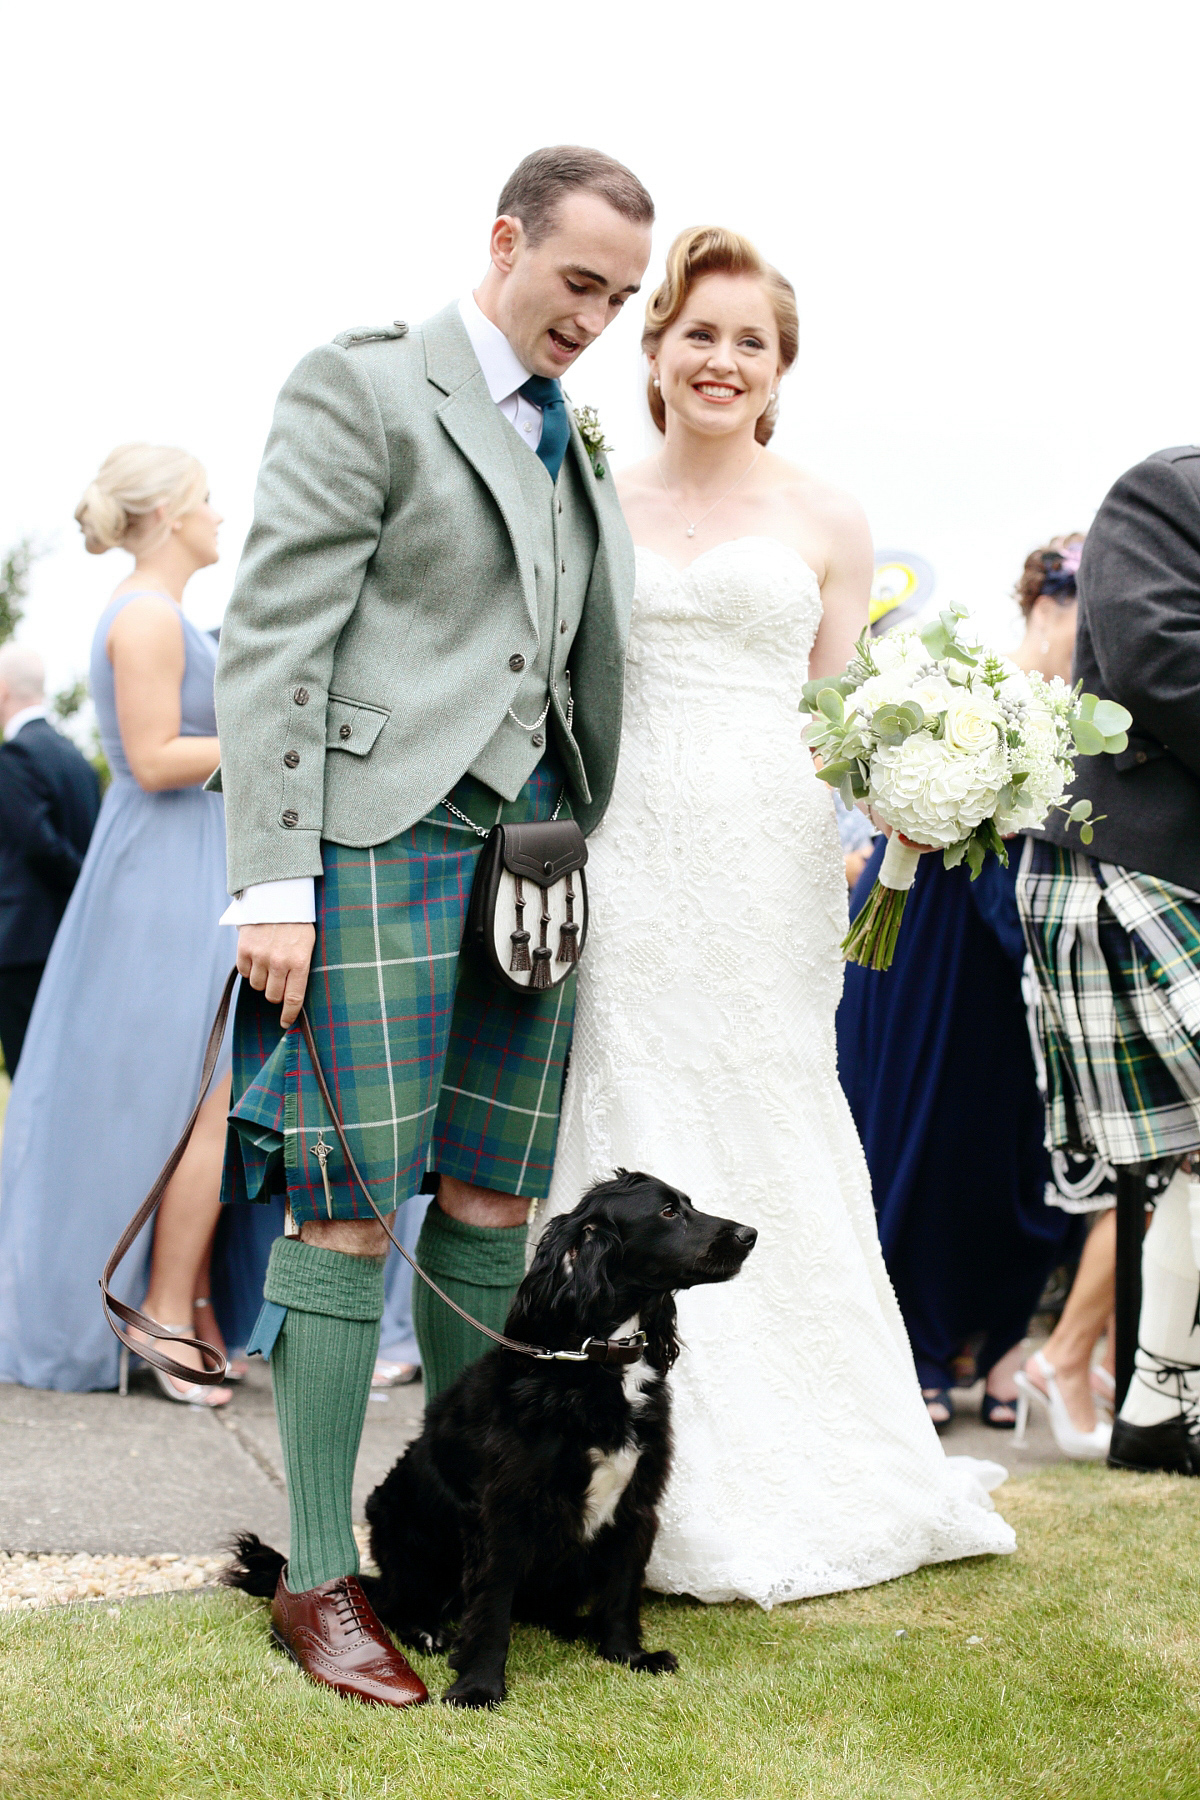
[868, 811, 938, 855]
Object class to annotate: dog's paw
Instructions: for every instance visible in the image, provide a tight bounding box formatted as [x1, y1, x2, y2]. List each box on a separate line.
[627, 1648, 679, 1675]
[442, 1674, 506, 1709]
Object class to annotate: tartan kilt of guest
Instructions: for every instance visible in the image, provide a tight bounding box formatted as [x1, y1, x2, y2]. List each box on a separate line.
[1017, 838, 1200, 1166]
[222, 754, 577, 1224]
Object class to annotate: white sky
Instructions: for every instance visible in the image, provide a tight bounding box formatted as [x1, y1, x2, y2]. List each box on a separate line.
[4, 0, 1198, 698]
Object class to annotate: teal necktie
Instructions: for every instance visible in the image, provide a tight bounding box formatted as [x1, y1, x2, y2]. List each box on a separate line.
[519, 375, 570, 484]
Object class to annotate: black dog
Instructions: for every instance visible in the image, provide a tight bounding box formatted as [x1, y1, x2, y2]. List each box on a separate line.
[227, 1172, 755, 1708]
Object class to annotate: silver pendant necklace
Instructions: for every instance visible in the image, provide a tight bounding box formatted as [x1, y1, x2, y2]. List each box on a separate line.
[657, 448, 762, 538]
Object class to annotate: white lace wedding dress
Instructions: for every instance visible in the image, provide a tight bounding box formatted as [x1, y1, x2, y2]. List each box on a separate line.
[535, 537, 1015, 1606]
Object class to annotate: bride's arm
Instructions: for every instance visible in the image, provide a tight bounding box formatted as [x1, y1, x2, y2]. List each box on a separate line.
[806, 493, 873, 682]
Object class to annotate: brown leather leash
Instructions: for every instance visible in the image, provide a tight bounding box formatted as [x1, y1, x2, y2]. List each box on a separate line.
[101, 973, 645, 1386]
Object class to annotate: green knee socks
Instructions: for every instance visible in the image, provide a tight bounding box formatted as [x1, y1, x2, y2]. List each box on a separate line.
[263, 1236, 385, 1594]
[412, 1204, 529, 1402]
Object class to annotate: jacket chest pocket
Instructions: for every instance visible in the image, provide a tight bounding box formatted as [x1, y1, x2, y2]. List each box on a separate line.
[325, 694, 391, 756]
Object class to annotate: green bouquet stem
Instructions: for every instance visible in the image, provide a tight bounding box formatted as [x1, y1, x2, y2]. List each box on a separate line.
[841, 835, 922, 972]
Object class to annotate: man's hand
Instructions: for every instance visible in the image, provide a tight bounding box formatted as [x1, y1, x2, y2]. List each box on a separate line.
[237, 923, 316, 1028]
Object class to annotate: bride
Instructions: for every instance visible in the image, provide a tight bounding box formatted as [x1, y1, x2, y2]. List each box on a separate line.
[535, 226, 1014, 1605]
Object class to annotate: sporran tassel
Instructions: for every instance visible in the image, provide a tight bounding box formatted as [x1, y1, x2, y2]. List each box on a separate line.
[557, 871, 580, 965]
[509, 875, 532, 972]
[530, 887, 553, 989]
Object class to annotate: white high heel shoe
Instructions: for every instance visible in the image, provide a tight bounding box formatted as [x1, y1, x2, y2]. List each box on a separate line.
[1013, 1350, 1111, 1459]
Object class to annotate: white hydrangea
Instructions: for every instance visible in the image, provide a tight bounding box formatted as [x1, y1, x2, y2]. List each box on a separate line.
[868, 731, 1009, 849]
[870, 629, 931, 678]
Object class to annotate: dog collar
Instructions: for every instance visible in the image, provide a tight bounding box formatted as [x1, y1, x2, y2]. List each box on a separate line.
[537, 1331, 647, 1366]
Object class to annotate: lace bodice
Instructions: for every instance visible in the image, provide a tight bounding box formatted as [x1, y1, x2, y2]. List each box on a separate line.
[536, 535, 1014, 1607]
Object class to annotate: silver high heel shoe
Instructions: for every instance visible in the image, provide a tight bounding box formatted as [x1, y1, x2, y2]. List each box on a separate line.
[1014, 1350, 1110, 1459]
[120, 1318, 233, 1408]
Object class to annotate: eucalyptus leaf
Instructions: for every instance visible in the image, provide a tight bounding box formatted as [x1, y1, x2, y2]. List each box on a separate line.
[895, 701, 926, 734]
[943, 641, 979, 667]
[1102, 730, 1129, 754]
[1080, 823, 1094, 844]
[1071, 719, 1106, 755]
[1093, 699, 1133, 736]
[1075, 693, 1098, 723]
[1069, 798, 1093, 820]
[817, 688, 845, 724]
[920, 621, 949, 659]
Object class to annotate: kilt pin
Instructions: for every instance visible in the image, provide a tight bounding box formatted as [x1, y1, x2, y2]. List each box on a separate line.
[224, 757, 577, 1223]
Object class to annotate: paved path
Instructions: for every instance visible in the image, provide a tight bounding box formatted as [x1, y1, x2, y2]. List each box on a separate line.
[0, 1358, 1067, 1558]
[0, 1361, 423, 1556]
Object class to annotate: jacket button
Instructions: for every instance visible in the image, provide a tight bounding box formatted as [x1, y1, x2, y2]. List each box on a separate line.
[559, 619, 568, 633]
[509, 653, 526, 673]
[560, 560, 566, 573]
[1135, 750, 1147, 764]
[339, 723, 353, 740]
[283, 749, 299, 769]
[532, 733, 545, 748]
[281, 810, 299, 828]
[293, 686, 309, 706]
[558, 501, 563, 514]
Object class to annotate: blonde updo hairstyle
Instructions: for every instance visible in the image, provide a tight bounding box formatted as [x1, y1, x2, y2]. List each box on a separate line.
[642, 227, 799, 447]
[75, 444, 207, 555]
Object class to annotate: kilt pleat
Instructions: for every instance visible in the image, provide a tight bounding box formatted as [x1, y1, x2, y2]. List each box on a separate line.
[222, 758, 576, 1223]
[1017, 838, 1200, 1165]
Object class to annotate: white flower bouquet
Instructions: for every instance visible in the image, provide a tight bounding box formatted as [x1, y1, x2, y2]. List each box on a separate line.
[802, 602, 1132, 970]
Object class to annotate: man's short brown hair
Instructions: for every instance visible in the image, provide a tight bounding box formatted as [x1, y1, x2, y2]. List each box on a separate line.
[497, 146, 654, 247]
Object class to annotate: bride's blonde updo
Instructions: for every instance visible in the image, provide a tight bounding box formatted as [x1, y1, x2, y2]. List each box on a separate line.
[74, 444, 207, 554]
[642, 227, 799, 446]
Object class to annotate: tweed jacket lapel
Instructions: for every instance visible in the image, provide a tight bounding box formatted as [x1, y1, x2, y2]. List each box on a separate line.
[424, 305, 538, 632]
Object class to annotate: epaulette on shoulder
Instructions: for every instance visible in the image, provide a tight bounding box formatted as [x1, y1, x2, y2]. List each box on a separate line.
[333, 321, 408, 349]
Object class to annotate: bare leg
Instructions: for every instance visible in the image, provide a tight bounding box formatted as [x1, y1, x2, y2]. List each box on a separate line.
[1024, 1209, 1115, 1432]
[983, 1340, 1026, 1423]
[436, 1174, 531, 1228]
[140, 1071, 233, 1390]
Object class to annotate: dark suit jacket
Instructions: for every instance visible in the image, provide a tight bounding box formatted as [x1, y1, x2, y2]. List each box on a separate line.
[0, 716, 101, 966]
[1039, 447, 1200, 891]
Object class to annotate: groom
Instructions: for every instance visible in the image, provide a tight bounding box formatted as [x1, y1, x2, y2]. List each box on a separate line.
[213, 146, 653, 1705]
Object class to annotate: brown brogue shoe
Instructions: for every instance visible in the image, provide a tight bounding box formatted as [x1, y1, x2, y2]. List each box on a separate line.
[270, 1569, 429, 1707]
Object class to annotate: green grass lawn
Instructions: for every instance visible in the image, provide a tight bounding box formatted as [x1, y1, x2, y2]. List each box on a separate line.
[3, 1465, 1199, 1800]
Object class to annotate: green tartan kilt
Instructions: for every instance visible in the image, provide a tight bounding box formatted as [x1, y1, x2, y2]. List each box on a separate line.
[222, 755, 576, 1223]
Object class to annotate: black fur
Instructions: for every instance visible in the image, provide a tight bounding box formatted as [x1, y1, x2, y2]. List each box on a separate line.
[226, 1171, 755, 1709]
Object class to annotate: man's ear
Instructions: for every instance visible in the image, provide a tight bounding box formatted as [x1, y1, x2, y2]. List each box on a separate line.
[489, 215, 522, 275]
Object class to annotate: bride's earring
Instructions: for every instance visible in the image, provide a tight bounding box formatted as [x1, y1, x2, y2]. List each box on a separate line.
[653, 378, 661, 389]
[1041, 639, 1051, 655]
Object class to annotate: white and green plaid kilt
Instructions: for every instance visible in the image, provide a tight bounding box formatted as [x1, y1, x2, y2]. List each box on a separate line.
[222, 755, 576, 1223]
[1017, 838, 1200, 1165]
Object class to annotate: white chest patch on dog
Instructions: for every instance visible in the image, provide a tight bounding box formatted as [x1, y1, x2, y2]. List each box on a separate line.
[582, 1442, 641, 1541]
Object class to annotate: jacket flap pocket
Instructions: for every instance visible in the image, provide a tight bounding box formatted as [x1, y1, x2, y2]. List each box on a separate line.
[1112, 733, 1165, 774]
[325, 695, 390, 756]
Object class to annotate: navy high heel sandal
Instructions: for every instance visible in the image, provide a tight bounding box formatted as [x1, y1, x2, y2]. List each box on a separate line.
[921, 1387, 954, 1433]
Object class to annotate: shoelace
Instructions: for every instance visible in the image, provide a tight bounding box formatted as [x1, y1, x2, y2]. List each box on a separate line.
[1137, 1352, 1200, 1432]
[329, 1580, 373, 1640]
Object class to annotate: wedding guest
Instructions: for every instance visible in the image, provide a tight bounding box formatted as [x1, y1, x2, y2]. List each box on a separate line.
[837, 538, 1088, 1438]
[1020, 446, 1200, 1476]
[0, 645, 100, 1073]
[0, 444, 258, 1402]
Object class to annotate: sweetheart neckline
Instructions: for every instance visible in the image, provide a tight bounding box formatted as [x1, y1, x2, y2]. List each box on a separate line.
[635, 537, 821, 588]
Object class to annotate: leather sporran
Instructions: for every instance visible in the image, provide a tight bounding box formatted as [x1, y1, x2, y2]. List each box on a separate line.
[465, 818, 588, 996]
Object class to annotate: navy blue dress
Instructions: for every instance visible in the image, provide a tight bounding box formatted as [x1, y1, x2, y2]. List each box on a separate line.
[836, 837, 1082, 1392]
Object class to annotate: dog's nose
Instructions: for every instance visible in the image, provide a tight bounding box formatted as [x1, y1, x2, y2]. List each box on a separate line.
[734, 1225, 757, 1248]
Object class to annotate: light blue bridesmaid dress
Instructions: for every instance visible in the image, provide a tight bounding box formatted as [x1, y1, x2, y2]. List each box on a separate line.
[0, 591, 277, 1392]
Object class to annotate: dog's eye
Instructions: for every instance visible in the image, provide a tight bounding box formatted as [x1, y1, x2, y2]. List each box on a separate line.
[660, 1204, 678, 1219]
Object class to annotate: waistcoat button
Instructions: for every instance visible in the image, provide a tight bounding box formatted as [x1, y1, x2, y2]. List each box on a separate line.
[293, 686, 309, 706]
[532, 733, 544, 748]
[339, 723, 353, 740]
[281, 810, 299, 828]
[283, 749, 299, 768]
[559, 619, 568, 633]
[560, 560, 566, 573]
[509, 653, 526, 672]
[1135, 750, 1147, 764]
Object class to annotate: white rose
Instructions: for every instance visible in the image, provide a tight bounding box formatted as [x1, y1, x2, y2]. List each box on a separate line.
[851, 670, 919, 715]
[942, 691, 1004, 755]
[871, 629, 930, 677]
[997, 665, 1034, 708]
[908, 672, 954, 718]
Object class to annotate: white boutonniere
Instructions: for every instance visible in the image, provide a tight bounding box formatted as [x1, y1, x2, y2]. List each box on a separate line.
[572, 404, 613, 478]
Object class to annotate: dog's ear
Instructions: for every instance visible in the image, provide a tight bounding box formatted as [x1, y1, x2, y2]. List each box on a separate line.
[639, 1291, 680, 1373]
[511, 1212, 621, 1337]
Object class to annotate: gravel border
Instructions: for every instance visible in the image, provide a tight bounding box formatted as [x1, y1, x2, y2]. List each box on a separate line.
[0, 1550, 228, 1611]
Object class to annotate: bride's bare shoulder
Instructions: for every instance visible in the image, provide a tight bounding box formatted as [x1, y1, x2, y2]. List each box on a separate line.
[761, 452, 869, 537]
[614, 456, 662, 502]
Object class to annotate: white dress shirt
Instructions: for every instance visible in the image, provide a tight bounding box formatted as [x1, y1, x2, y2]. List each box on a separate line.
[220, 296, 542, 928]
[4, 703, 50, 743]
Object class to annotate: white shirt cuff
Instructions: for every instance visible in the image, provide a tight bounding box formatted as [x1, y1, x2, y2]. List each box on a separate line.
[220, 876, 316, 926]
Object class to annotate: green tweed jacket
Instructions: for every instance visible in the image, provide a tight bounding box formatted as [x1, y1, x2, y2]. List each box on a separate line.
[212, 303, 634, 893]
